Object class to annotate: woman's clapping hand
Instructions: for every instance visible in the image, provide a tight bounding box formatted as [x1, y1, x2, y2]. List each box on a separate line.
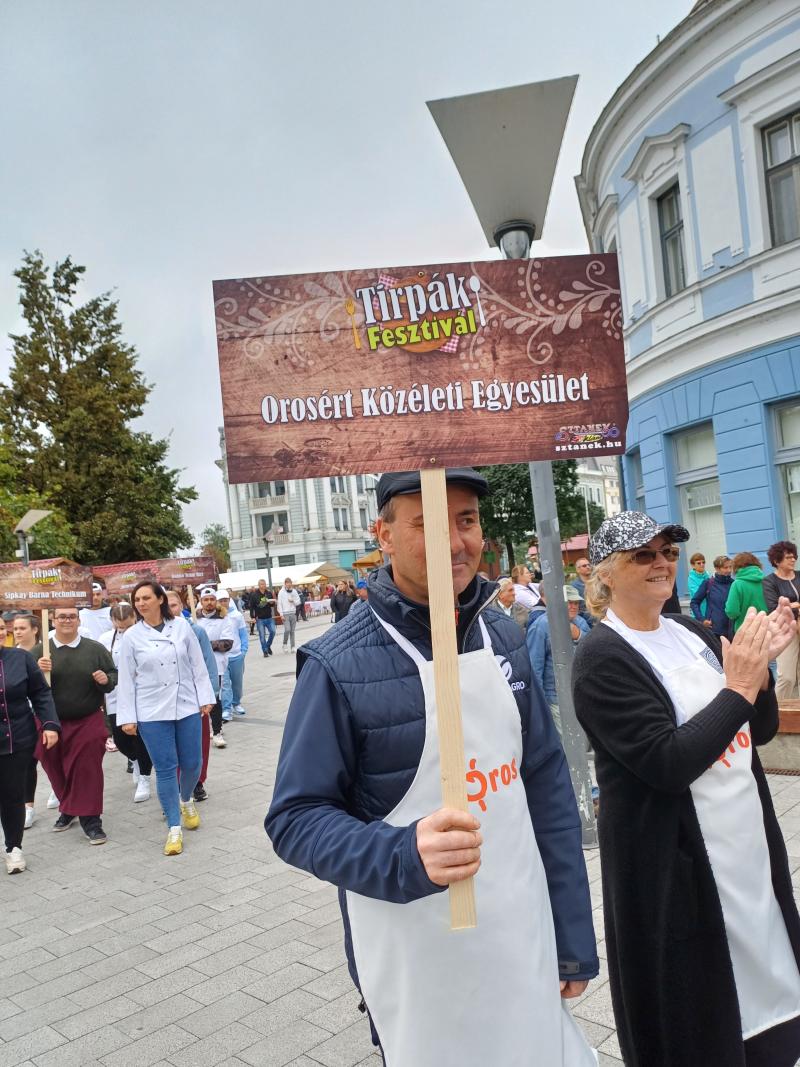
[767, 596, 796, 660]
[721, 608, 771, 704]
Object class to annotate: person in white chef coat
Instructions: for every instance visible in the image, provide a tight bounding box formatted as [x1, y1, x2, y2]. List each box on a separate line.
[573, 511, 800, 1067]
[194, 587, 235, 749]
[115, 580, 215, 857]
[79, 583, 112, 641]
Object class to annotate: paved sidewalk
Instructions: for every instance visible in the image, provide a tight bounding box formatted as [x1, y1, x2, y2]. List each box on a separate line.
[2, 613, 800, 1067]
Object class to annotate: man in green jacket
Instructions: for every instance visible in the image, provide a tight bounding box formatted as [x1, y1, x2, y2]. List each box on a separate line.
[724, 552, 768, 632]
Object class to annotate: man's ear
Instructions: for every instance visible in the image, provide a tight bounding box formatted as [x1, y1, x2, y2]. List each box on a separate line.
[375, 518, 393, 556]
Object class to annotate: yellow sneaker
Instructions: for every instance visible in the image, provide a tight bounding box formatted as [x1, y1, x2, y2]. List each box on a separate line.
[164, 828, 183, 856]
[180, 799, 200, 830]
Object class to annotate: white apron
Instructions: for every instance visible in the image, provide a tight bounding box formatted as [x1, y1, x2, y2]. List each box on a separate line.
[346, 611, 596, 1067]
[604, 612, 800, 1039]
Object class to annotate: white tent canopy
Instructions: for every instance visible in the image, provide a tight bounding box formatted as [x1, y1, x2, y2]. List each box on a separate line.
[217, 564, 322, 591]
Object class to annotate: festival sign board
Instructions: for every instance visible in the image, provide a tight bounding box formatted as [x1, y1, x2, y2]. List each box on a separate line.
[0, 560, 94, 611]
[214, 254, 628, 929]
[96, 557, 219, 596]
[214, 254, 627, 482]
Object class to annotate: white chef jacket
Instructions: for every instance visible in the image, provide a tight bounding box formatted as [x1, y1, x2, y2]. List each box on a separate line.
[278, 588, 301, 616]
[99, 628, 124, 716]
[195, 612, 236, 678]
[114, 615, 216, 725]
[79, 606, 112, 641]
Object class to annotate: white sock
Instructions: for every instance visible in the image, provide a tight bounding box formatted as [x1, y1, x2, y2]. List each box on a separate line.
[169, 825, 181, 833]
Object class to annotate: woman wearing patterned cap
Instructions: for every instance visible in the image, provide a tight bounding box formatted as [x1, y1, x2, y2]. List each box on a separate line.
[572, 511, 800, 1067]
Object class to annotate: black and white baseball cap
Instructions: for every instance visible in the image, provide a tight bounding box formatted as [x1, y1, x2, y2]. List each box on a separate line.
[589, 511, 690, 567]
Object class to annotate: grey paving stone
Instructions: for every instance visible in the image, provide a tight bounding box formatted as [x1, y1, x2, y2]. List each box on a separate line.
[240, 988, 327, 1038]
[243, 963, 326, 1005]
[53, 994, 143, 1039]
[31, 1023, 129, 1067]
[10, 970, 96, 1010]
[191, 941, 262, 978]
[99, 1023, 195, 1067]
[0, 1023, 66, 1066]
[165, 1022, 265, 1064]
[236, 1021, 331, 1067]
[115, 992, 205, 1038]
[301, 965, 357, 1003]
[125, 966, 206, 1008]
[306, 1020, 380, 1067]
[179, 992, 267, 1040]
[0, 994, 81, 1041]
[303, 990, 366, 1036]
[189, 964, 268, 1006]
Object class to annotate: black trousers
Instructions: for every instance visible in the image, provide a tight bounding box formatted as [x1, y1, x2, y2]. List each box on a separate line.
[0, 747, 35, 850]
[210, 697, 222, 736]
[107, 715, 153, 776]
[25, 756, 37, 804]
[744, 1014, 800, 1067]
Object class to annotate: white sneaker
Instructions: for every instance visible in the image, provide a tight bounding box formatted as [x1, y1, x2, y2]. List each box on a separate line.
[24, 807, 35, 829]
[132, 761, 140, 784]
[46, 791, 59, 810]
[212, 733, 227, 749]
[133, 776, 151, 803]
[5, 848, 26, 874]
[233, 705, 246, 716]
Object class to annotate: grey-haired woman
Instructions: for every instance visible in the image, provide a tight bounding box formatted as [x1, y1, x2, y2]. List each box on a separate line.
[572, 511, 800, 1067]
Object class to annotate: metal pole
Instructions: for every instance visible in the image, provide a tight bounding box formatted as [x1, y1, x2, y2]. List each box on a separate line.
[583, 486, 592, 540]
[17, 532, 29, 565]
[528, 461, 597, 847]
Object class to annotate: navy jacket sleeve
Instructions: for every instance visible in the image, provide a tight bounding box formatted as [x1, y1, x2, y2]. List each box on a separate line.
[521, 674, 599, 981]
[690, 578, 710, 621]
[265, 657, 443, 904]
[25, 651, 60, 730]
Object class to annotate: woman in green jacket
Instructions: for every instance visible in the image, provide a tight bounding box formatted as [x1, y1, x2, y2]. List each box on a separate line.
[725, 551, 768, 631]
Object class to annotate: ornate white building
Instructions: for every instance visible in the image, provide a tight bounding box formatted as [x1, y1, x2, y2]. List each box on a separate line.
[577, 0, 800, 580]
[218, 429, 379, 572]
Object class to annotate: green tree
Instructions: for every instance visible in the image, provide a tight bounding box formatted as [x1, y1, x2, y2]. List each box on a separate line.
[477, 462, 605, 568]
[0, 252, 197, 564]
[200, 522, 231, 573]
[0, 440, 76, 561]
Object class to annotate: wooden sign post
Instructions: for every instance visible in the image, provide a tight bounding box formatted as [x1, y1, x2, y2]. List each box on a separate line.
[41, 608, 51, 684]
[421, 467, 477, 929]
[214, 253, 629, 931]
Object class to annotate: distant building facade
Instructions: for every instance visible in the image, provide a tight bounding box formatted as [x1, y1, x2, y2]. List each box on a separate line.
[576, 457, 622, 523]
[576, 0, 800, 583]
[219, 429, 379, 572]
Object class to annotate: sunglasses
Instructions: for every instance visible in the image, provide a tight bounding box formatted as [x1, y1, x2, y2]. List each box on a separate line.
[628, 545, 680, 565]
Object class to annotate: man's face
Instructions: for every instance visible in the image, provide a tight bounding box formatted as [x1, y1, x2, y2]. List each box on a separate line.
[498, 584, 516, 608]
[357, 587, 368, 601]
[258, 581, 266, 593]
[285, 581, 292, 590]
[717, 560, 733, 576]
[375, 485, 483, 604]
[54, 609, 80, 641]
[200, 594, 217, 614]
[576, 558, 592, 578]
[92, 588, 104, 609]
[568, 601, 580, 619]
[166, 593, 184, 618]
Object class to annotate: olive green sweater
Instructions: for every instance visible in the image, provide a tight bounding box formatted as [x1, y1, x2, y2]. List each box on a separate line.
[724, 565, 767, 631]
[50, 637, 117, 720]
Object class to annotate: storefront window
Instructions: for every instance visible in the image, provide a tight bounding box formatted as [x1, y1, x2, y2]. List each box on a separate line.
[674, 425, 726, 563]
[775, 402, 800, 542]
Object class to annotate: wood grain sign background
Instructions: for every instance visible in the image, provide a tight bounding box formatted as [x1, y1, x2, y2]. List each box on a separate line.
[0, 563, 94, 610]
[214, 254, 628, 483]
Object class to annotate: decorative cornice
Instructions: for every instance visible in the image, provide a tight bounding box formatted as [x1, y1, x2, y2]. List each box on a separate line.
[719, 46, 800, 104]
[622, 124, 691, 183]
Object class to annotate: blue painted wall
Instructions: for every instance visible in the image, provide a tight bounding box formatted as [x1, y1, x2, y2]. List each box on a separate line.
[624, 334, 800, 583]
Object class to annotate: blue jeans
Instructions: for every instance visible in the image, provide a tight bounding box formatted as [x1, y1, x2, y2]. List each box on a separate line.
[138, 715, 202, 828]
[221, 654, 245, 712]
[256, 617, 276, 654]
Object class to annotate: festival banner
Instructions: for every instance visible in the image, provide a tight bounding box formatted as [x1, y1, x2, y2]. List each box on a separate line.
[0, 561, 94, 610]
[95, 557, 219, 595]
[214, 254, 628, 483]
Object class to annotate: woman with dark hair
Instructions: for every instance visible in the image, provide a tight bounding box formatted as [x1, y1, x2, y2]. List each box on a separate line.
[115, 581, 215, 856]
[0, 614, 60, 873]
[12, 614, 46, 828]
[573, 511, 800, 1067]
[763, 541, 800, 701]
[99, 603, 154, 804]
[725, 552, 767, 632]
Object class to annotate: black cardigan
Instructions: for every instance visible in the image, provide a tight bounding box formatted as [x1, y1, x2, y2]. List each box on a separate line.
[573, 615, 800, 1067]
[0, 646, 60, 756]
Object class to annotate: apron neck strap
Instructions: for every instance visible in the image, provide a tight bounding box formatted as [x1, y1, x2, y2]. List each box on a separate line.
[371, 608, 429, 668]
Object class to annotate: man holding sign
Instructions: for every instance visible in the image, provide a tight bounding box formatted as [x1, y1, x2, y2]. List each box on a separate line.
[266, 467, 597, 1065]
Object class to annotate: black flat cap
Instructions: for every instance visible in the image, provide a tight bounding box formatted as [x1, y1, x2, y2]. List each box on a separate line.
[376, 467, 490, 511]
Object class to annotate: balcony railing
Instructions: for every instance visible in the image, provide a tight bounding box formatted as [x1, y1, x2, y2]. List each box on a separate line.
[249, 494, 288, 510]
[231, 533, 291, 550]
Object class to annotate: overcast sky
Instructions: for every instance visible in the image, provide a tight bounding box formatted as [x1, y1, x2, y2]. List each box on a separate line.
[0, 0, 691, 542]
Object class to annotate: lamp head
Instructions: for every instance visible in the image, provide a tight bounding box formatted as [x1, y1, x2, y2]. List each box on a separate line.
[493, 220, 536, 260]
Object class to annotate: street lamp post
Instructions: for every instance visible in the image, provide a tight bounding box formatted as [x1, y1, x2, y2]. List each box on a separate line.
[14, 509, 53, 565]
[427, 78, 597, 845]
[262, 529, 276, 591]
